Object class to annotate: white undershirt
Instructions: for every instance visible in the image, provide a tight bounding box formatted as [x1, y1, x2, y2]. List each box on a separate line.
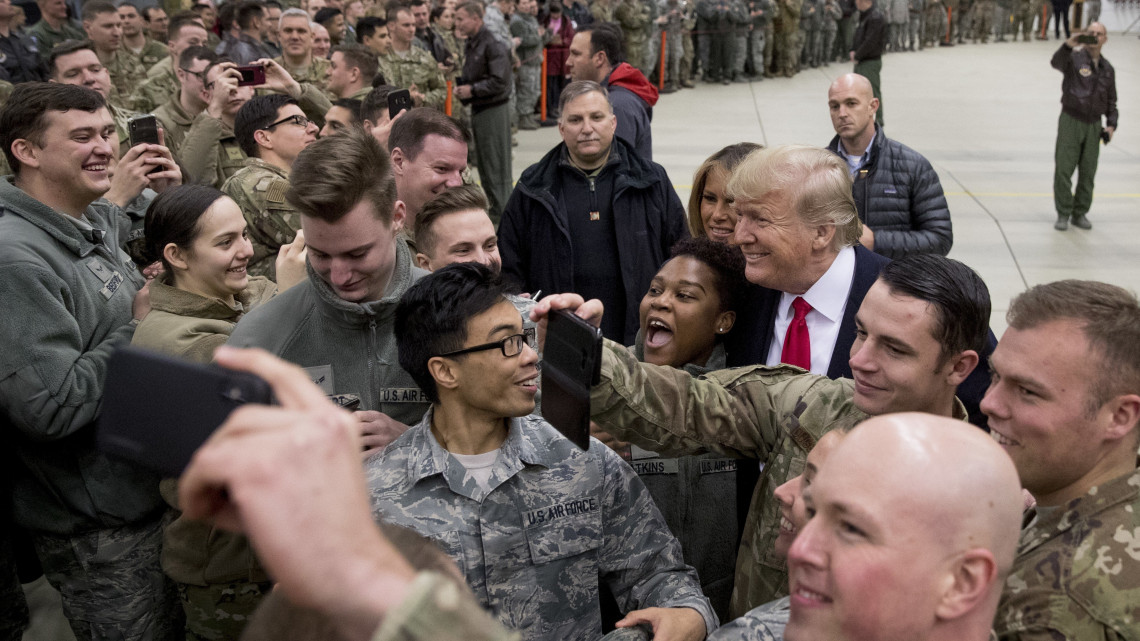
[450, 449, 500, 493]
[765, 246, 857, 375]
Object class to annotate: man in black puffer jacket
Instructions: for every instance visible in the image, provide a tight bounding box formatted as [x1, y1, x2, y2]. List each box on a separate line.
[825, 73, 952, 259]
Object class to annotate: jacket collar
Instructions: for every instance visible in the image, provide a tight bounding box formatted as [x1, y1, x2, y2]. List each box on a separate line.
[148, 271, 276, 320]
[827, 123, 884, 164]
[1017, 461, 1140, 555]
[242, 157, 289, 177]
[403, 408, 556, 499]
[305, 235, 422, 326]
[0, 176, 109, 258]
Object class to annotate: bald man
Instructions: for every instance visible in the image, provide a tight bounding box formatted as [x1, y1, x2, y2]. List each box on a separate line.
[780, 413, 1023, 641]
[825, 73, 952, 259]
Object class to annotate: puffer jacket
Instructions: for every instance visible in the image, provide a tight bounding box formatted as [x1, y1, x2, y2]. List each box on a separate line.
[827, 125, 953, 258]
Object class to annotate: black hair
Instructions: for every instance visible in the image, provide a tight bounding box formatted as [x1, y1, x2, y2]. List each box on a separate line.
[360, 84, 398, 123]
[143, 184, 228, 271]
[387, 107, 468, 160]
[576, 22, 623, 65]
[878, 254, 991, 361]
[48, 39, 97, 78]
[356, 16, 387, 40]
[668, 237, 748, 313]
[233, 93, 297, 158]
[429, 5, 446, 21]
[216, 1, 238, 31]
[395, 262, 510, 404]
[314, 7, 342, 25]
[0, 83, 106, 176]
[235, 1, 266, 31]
[330, 97, 363, 124]
[178, 44, 218, 69]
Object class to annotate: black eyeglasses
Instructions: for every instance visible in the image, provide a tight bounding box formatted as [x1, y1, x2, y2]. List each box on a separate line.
[180, 67, 206, 82]
[437, 327, 536, 359]
[261, 114, 312, 130]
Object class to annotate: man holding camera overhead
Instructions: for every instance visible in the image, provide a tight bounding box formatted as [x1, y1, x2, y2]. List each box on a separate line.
[1050, 22, 1116, 232]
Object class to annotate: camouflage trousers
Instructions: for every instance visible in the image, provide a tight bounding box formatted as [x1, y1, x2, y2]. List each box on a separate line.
[178, 580, 273, 641]
[734, 33, 748, 77]
[31, 517, 182, 641]
[748, 28, 766, 77]
[681, 31, 695, 83]
[514, 64, 541, 120]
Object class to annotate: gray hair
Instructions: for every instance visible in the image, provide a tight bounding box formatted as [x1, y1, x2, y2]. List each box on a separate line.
[557, 80, 612, 118]
[279, 7, 309, 29]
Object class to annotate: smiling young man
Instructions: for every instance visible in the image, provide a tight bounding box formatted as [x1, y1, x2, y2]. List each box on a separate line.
[368, 262, 717, 641]
[0, 82, 182, 641]
[228, 130, 430, 455]
[544, 251, 992, 618]
[222, 94, 318, 279]
[986, 281, 1140, 640]
[413, 185, 500, 273]
[499, 80, 687, 345]
[82, 1, 148, 102]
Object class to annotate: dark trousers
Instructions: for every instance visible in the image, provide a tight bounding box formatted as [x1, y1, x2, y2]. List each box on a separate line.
[472, 101, 513, 225]
[1054, 111, 1101, 220]
[854, 57, 884, 127]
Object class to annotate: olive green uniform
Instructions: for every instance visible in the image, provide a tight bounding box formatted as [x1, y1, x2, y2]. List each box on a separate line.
[274, 55, 332, 95]
[26, 19, 85, 62]
[105, 49, 149, 107]
[152, 96, 197, 162]
[130, 57, 179, 114]
[615, 0, 654, 74]
[220, 158, 301, 280]
[129, 38, 169, 70]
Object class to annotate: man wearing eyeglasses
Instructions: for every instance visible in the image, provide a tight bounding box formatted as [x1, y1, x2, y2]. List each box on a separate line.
[152, 45, 217, 156]
[367, 262, 717, 641]
[222, 94, 318, 279]
[180, 56, 330, 188]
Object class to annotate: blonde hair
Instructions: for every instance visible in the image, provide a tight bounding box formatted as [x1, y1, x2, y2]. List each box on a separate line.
[726, 144, 862, 251]
[686, 142, 762, 238]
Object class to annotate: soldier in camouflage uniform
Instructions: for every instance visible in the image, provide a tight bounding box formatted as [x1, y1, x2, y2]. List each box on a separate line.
[380, 7, 448, 111]
[510, 0, 546, 128]
[367, 264, 718, 641]
[118, 3, 168, 69]
[583, 247, 989, 617]
[986, 281, 1140, 641]
[821, 0, 842, 60]
[129, 14, 210, 112]
[26, 0, 85, 62]
[971, 0, 994, 41]
[924, 0, 945, 45]
[772, 0, 801, 77]
[81, 2, 149, 101]
[906, 0, 924, 48]
[679, 0, 697, 87]
[745, 0, 772, 78]
[798, 0, 819, 68]
[616, 0, 654, 75]
[275, 9, 332, 95]
[222, 95, 316, 280]
[657, 0, 685, 90]
[1010, 0, 1034, 40]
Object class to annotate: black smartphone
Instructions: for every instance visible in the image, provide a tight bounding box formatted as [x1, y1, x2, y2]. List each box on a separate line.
[97, 347, 273, 477]
[387, 88, 414, 119]
[540, 309, 603, 450]
[235, 64, 266, 86]
[128, 114, 160, 148]
[1077, 33, 1098, 45]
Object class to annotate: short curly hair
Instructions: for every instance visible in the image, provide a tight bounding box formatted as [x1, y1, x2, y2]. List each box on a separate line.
[668, 236, 748, 313]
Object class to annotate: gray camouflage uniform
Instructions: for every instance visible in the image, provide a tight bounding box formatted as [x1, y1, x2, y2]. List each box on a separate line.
[707, 596, 788, 640]
[366, 409, 718, 641]
[746, 0, 774, 77]
[221, 158, 301, 280]
[510, 12, 545, 126]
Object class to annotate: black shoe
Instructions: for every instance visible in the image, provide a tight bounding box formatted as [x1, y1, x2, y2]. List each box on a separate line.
[1054, 215, 1070, 231]
[539, 119, 558, 127]
[1071, 215, 1092, 230]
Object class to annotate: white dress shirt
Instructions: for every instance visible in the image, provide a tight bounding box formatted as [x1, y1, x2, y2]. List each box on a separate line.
[765, 246, 857, 375]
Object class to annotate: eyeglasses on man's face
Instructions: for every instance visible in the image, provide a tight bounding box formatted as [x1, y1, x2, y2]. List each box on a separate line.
[436, 327, 537, 359]
[261, 114, 313, 130]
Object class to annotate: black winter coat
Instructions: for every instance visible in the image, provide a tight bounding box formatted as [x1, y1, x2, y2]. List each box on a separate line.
[827, 126, 953, 259]
[499, 138, 689, 344]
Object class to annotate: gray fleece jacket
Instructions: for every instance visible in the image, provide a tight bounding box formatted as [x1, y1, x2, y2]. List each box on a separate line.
[0, 177, 161, 535]
[227, 238, 431, 425]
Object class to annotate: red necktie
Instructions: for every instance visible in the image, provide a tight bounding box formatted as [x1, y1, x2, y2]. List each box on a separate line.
[781, 297, 812, 370]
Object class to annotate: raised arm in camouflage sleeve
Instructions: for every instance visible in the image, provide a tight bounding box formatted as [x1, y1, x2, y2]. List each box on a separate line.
[372, 572, 521, 641]
[590, 338, 859, 460]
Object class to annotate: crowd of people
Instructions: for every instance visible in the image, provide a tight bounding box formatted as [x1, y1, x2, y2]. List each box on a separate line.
[0, 0, 1131, 639]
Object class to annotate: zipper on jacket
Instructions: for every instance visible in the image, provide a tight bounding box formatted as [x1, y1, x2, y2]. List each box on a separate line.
[367, 317, 377, 410]
[588, 175, 599, 221]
